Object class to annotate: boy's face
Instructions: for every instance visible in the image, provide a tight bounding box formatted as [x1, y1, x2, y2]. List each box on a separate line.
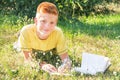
[35, 11, 58, 39]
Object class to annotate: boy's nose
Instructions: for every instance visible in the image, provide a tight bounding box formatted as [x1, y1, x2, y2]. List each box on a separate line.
[44, 23, 50, 29]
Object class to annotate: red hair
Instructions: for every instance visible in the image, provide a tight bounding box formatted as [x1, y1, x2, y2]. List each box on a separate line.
[37, 2, 58, 15]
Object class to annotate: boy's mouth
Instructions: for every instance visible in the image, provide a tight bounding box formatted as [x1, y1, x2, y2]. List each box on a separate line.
[39, 30, 50, 35]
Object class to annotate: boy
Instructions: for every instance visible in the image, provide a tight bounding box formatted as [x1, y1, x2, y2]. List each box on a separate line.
[16, 2, 71, 73]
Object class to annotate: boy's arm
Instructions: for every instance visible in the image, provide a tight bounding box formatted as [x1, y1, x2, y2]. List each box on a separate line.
[58, 53, 72, 73]
[23, 50, 58, 73]
[22, 50, 36, 68]
[23, 51, 32, 62]
[22, 50, 40, 68]
[41, 53, 72, 74]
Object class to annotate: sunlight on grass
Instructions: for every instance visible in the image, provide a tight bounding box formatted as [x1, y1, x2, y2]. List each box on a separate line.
[0, 14, 120, 79]
[79, 14, 120, 25]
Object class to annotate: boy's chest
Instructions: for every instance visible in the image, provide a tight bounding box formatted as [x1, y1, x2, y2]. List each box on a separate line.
[30, 36, 57, 51]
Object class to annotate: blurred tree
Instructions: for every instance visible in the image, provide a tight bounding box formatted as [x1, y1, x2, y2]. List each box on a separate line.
[0, 0, 119, 19]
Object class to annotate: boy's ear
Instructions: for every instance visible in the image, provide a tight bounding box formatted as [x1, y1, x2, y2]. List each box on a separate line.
[34, 18, 37, 25]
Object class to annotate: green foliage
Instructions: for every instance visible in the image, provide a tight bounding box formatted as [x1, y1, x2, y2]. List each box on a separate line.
[0, 0, 120, 19]
[32, 49, 62, 68]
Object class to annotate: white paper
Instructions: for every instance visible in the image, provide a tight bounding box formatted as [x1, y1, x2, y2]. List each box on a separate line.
[72, 52, 111, 75]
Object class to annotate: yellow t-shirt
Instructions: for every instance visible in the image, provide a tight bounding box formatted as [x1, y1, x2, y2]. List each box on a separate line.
[19, 24, 67, 55]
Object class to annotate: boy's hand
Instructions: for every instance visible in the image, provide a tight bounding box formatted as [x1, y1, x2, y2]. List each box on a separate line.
[41, 64, 58, 73]
[58, 57, 72, 73]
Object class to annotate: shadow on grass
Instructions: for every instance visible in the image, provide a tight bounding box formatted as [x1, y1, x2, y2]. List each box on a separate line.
[58, 19, 120, 40]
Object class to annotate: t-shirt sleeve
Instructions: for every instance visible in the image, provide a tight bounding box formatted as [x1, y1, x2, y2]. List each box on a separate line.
[56, 29, 67, 55]
[19, 27, 32, 51]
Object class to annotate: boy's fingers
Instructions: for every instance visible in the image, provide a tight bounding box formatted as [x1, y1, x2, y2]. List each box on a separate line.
[42, 64, 57, 73]
[47, 64, 58, 72]
[58, 67, 65, 73]
[58, 65, 69, 73]
[48, 64, 57, 71]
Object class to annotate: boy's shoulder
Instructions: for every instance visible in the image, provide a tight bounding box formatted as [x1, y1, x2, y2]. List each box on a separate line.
[54, 26, 62, 32]
[52, 27, 63, 36]
[21, 24, 35, 32]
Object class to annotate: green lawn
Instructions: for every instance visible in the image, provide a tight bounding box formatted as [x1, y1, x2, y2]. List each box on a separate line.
[0, 14, 120, 80]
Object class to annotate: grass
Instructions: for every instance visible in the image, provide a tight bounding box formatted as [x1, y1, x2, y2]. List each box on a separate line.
[0, 13, 120, 80]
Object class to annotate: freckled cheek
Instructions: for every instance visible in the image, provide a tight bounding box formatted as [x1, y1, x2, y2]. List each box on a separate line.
[37, 23, 44, 30]
[50, 26, 55, 31]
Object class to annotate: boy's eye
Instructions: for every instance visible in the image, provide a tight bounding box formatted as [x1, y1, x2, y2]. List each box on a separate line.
[50, 22, 54, 24]
[40, 20, 46, 23]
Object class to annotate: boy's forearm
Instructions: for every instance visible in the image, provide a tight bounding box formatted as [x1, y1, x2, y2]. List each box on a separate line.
[23, 51, 32, 61]
[59, 53, 69, 62]
[58, 53, 72, 73]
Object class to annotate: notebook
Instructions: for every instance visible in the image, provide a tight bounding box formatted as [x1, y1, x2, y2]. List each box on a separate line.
[73, 52, 111, 75]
